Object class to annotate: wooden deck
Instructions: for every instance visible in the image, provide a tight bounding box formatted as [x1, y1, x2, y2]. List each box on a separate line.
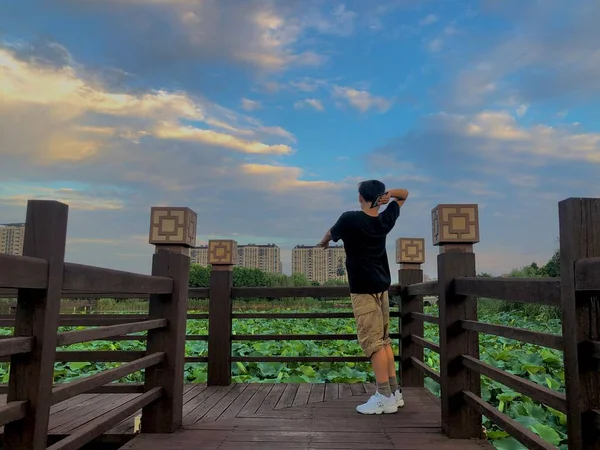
[2, 383, 492, 449]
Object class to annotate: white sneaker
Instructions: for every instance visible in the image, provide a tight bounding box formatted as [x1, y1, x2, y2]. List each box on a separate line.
[394, 390, 404, 408]
[356, 392, 398, 415]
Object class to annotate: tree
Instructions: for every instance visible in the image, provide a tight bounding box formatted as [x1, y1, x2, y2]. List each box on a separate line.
[540, 249, 560, 277]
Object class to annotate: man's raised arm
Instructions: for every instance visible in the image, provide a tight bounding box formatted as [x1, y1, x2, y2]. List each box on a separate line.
[317, 229, 333, 248]
[381, 188, 409, 207]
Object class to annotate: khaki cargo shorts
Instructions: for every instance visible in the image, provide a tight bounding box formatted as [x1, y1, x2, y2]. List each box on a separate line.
[350, 291, 391, 359]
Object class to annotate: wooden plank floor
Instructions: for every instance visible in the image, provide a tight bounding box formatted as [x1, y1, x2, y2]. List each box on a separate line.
[122, 384, 493, 450]
[1, 384, 493, 449]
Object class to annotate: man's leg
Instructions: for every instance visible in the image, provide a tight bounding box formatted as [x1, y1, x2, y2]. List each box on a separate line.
[370, 347, 392, 397]
[351, 293, 397, 414]
[384, 345, 398, 390]
[380, 292, 400, 395]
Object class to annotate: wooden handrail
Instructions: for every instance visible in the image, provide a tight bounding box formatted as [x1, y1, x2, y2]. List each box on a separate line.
[0, 336, 34, 357]
[56, 319, 167, 346]
[411, 334, 440, 353]
[463, 391, 556, 450]
[51, 353, 164, 405]
[0, 253, 49, 289]
[62, 262, 173, 294]
[0, 401, 28, 428]
[406, 281, 438, 296]
[462, 355, 567, 412]
[46, 387, 162, 450]
[409, 312, 439, 324]
[410, 357, 441, 384]
[460, 320, 563, 350]
[454, 277, 561, 306]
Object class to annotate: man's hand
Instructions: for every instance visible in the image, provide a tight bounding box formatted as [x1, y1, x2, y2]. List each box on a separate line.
[317, 229, 333, 249]
[316, 240, 329, 249]
[377, 192, 391, 206]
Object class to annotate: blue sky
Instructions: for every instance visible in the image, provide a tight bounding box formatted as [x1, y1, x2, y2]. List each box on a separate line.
[1, 0, 599, 278]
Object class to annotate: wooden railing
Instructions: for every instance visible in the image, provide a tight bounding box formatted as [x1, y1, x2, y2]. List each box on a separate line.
[0, 200, 190, 450]
[399, 198, 600, 450]
[0, 197, 598, 449]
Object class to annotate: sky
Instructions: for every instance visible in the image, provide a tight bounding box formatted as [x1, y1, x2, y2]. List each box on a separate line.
[1, 0, 599, 280]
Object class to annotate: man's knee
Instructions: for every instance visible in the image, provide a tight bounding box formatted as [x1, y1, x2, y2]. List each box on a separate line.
[364, 340, 385, 359]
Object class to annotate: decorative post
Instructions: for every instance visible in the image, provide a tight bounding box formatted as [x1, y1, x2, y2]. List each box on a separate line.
[558, 198, 600, 449]
[397, 238, 425, 388]
[4, 201, 68, 450]
[207, 239, 236, 386]
[142, 207, 195, 433]
[433, 204, 482, 439]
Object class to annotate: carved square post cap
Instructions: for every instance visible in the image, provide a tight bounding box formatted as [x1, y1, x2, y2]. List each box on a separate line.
[149, 207, 197, 247]
[431, 204, 479, 246]
[208, 240, 237, 265]
[396, 238, 425, 264]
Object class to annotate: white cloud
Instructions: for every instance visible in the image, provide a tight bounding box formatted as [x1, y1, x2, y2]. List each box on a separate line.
[450, 1, 600, 107]
[516, 104, 528, 117]
[153, 122, 293, 155]
[81, 0, 359, 73]
[332, 86, 392, 113]
[0, 46, 296, 160]
[428, 38, 442, 53]
[294, 98, 324, 112]
[241, 98, 261, 111]
[420, 14, 438, 26]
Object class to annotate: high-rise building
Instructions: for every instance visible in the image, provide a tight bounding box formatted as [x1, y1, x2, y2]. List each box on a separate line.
[190, 245, 208, 266]
[237, 244, 281, 274]
[0, 223, 25, 256]
[190, 243, 282, 274]
[291, 245, 347, 284]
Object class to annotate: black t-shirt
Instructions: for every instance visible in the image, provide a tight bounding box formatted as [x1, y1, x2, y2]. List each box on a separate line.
[330, 202, 401, 294]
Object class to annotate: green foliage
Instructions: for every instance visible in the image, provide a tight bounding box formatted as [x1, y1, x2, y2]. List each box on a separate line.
[189, 264, 210, 287]
[189, 265, 315, 289]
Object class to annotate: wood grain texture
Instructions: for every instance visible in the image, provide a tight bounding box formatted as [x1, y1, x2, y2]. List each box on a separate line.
[437, 250, 482, 440]
[407, 281, 438, 296]
[0, 254, 48, 290]
[55, 319, 167, 347]
[559, 198, 600, 449]
[463, 390, 554, 450]
[462, 355, 567, 412]
[574, 257, 600, 291]
[51, 353, 164, 405]
[62, 263, 173, 294]
[400, 268, 425, 387]
[4, 200, 69, 450]
[142, 249, 190, 433]
[460, 320, 563, 350]
[207, 267, 234, 386]
[119, 385, 492, 450]
[454, 277, 561, 306]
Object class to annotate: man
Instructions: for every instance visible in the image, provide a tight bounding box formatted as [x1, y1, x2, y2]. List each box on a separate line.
[317, 180, 409, 414]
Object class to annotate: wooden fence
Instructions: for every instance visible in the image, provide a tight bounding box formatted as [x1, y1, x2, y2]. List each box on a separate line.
[400, 198, 600, 450]
[0, 198, 598, 449]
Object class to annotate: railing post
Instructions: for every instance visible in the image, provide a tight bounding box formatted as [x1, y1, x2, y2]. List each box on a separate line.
[141, 207, 195, 433]
[558, 198, 600, 449]
[4, 200, 69, 450]
[433, 204, 482, 439]
[397, 238, 425, 387]
[207, 239, 236, 386]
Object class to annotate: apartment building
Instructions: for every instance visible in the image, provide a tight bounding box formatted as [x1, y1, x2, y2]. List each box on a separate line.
[0, 223, 25, 256]
[291, 245, 347, 284]
[237, 244, 282, 274]
[190, 245, 209, 266]
[191, 243, 282, 274]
